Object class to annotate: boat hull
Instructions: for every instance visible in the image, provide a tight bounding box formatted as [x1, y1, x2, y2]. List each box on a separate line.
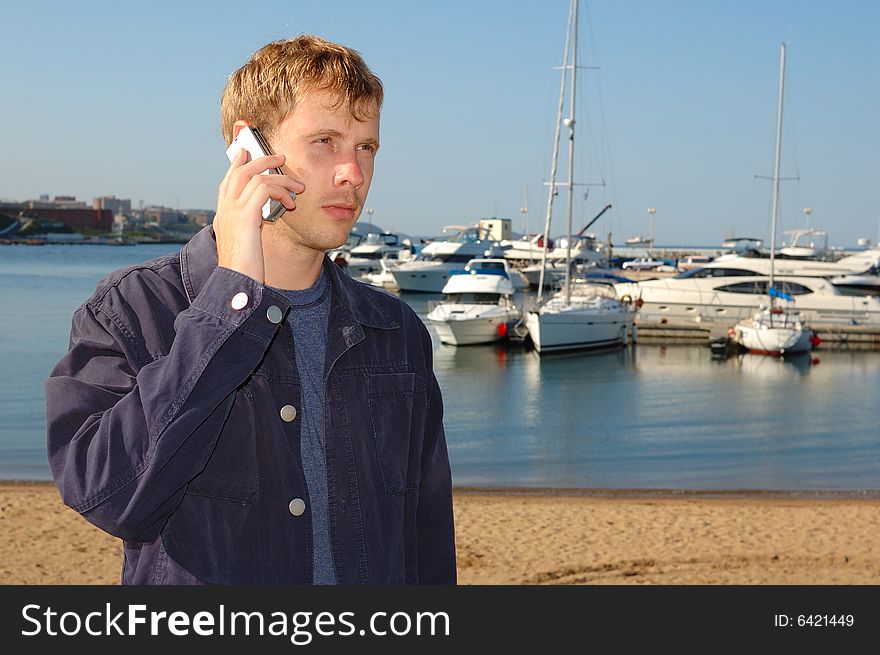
[735, 323, 813, 355]
[525, 304, 632, 353]
[427, 306, 519, 346]
[391, 265, 456, 293]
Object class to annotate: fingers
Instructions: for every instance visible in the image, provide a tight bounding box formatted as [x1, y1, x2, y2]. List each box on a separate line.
[238, 169, 303, 209]
[239, 177, 300, 215]
[222, 152, 285, 197]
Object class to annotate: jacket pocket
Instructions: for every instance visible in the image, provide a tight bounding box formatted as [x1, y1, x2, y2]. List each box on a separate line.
[366, 371, 425, 494]
[185, 387, 258, 503]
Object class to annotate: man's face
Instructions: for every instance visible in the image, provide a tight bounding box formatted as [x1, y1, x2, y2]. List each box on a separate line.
[267, 89, 380, 252]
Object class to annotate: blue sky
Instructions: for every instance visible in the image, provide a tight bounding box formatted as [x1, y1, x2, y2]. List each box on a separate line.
[1, 0, 877, 247]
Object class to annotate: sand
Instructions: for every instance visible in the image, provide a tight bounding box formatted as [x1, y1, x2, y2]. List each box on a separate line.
[1, 482, 877, 584]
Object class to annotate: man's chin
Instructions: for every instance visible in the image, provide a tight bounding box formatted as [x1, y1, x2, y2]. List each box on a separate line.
[275, 214, 354, 251]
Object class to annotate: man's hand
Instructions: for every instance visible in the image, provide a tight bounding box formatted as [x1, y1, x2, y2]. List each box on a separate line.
[214, 148, 305, 284]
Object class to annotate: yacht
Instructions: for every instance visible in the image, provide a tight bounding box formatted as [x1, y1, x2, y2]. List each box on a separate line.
[518, 235, 605, 288]
[525, 0, 635, 354]
[735, 305, 814, 355]
[344, 231, 411, 278]
[700, 247, 880, 295]
[733, 44, 813, 357]
[388, 225, 502, 293]
[527, 280, 635, 353]
[614, 272, 880, 329]
[426, 259, 521, 345]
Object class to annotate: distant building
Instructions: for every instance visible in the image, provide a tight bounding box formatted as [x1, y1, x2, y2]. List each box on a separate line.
[144, 206, 186, 226]
[52, 195, 89, 208]
[20, 200, 112, 231]
[93, 195, 132, 214]
[182, 209, 215, 227]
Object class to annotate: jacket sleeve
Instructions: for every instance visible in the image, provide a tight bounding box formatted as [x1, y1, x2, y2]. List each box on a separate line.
[415, 324, 457, 584]
[45, 266, 288, 542]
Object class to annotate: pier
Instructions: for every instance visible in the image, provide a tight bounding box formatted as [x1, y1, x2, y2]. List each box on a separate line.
[633, 320, 880, 349]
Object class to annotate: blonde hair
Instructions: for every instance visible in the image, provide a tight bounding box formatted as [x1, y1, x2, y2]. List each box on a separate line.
[220, 34, 383, 145]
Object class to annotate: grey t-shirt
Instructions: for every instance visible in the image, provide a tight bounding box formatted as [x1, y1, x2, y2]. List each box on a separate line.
[272, 268, 336, 584]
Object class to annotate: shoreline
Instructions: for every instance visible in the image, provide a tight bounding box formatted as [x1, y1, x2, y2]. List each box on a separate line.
[8, 479, 880, 500]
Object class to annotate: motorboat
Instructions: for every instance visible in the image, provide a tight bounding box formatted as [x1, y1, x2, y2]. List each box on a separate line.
[343, 231, 411, 278]
[780, 228, 829, 259]
[388, 225, 502, 293]
[426, 259, 521, 345]
[518, 235, 605, 287]
[614, 272, 880, 329]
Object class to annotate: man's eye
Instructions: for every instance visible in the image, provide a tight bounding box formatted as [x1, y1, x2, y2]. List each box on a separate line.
[315, 137, 331, 144]
[357, 143, 378, 153]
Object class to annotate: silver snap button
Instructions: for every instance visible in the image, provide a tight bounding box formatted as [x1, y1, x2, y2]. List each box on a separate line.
[230, 292, 249, 310]
[267, 305, 283, 324]
[288, 498, 306, 517]
[280, 404, 297, 422]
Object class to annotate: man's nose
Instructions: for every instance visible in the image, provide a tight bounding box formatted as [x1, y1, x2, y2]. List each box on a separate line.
[334, 152, 365, 188]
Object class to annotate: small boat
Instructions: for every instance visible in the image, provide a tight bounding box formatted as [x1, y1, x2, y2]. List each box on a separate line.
[734, 304, 815, 356]
[733, 45, 814, 358]
[525, 0, 634, 354]
[426, 259, 521, 346]
[527, 280, 635, 353]
[625, 235, 653, 246]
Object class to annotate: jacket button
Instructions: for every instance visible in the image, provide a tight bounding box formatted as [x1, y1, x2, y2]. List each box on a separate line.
[280, 404, 297, 422]
[267, 305, 283, 324]
[230, 292, 249, 310]
[288, 498, 306, 517]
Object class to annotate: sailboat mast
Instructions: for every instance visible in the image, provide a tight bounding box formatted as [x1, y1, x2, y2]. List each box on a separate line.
[537, 0, 574, 301]
[564, 0, 579, 305]
[769, 43, 786, 300]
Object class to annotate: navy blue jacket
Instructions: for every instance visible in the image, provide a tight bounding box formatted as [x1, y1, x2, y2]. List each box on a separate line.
[45, 226, 456, 584]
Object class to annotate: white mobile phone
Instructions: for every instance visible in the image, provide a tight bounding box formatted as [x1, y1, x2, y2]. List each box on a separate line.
[225, 125, 288, 222]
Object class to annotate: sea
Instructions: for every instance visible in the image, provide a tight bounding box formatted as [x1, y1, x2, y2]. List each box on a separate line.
[1, 243, 878, 491]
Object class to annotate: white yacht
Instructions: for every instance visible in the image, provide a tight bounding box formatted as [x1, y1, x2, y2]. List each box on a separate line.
[388, 225, 501, 293]
[426, 259, 521, 345]
[733, 45, 813, 358]
[614, 272, 880, 329]
[735, 305, 814, 355]
[525, 0, 635, 354]
[344, 232, 411, 278]
[518, 236, 605, 288]
[527, 280, 635, 353]
[695, 248, 880, 296]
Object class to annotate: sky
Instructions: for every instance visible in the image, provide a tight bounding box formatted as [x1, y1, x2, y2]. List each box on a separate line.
[1, 0, 878, 247]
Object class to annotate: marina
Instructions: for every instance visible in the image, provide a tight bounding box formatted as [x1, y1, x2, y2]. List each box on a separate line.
[3, 242, 879, 492]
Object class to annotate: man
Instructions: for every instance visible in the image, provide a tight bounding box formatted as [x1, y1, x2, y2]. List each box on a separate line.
[45, 35, 456, 585]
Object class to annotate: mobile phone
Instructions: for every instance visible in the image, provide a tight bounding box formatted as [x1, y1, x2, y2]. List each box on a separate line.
[225, 125, 288, 223]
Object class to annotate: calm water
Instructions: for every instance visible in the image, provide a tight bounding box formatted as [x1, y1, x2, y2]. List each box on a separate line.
[1, 244, 878, 490]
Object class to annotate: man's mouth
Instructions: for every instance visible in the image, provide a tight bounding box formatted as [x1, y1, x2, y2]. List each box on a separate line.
[322, 202, 358, 220]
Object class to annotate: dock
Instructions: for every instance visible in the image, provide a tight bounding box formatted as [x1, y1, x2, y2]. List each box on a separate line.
[634, 320, 880, 350]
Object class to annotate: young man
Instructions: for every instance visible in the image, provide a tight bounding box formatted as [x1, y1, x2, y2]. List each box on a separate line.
[45, 35, 456, 584]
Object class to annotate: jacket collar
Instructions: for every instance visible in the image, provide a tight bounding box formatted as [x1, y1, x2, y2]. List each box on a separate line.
[180, 225, 398, 330]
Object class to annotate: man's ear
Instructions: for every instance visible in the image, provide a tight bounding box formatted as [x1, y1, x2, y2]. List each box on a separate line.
[232, 120, 252, 141]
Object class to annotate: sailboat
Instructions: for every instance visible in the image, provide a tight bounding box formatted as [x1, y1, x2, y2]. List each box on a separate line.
[525, 0, 634, 354]
[734, 44, 814, 356]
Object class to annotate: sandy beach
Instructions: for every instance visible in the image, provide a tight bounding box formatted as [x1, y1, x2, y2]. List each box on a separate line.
[1, 482, 877, 584]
